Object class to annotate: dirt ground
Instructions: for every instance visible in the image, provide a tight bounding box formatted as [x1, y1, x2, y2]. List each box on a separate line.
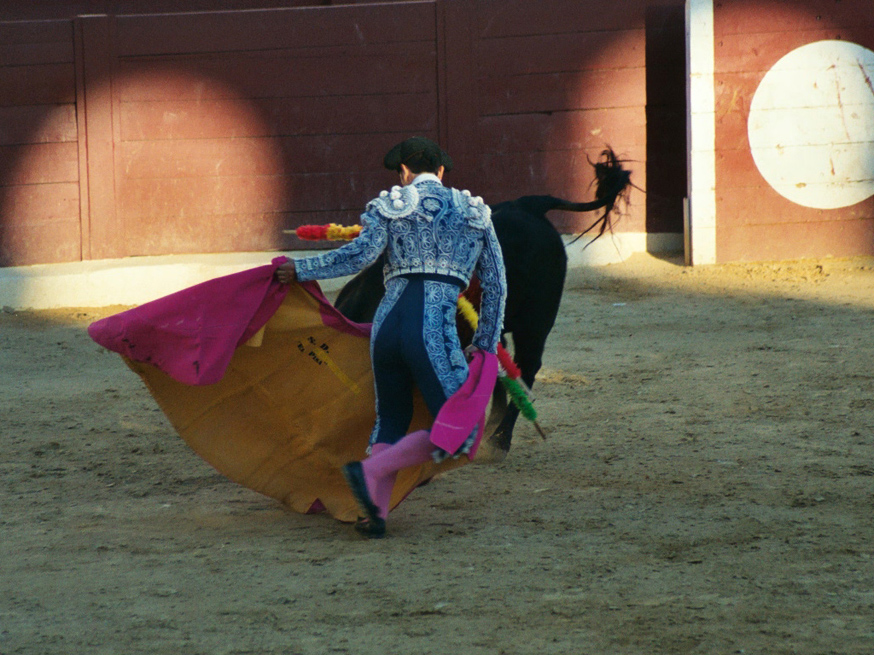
[2, 253, 873, 655]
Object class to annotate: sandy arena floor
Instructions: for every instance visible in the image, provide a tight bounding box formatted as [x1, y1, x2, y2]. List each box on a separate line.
[2, 253, 873, 654]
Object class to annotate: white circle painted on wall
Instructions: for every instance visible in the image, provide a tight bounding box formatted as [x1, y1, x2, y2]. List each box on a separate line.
[747, 40, 874, 210]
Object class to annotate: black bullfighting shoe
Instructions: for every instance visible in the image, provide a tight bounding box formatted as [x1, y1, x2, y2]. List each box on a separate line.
[353, 517, 386, 538]
[342, 461, 386, 538]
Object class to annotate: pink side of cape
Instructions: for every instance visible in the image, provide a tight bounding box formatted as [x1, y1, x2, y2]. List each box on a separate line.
[429, 350, 498, 459]
[87, 257, 370, 386]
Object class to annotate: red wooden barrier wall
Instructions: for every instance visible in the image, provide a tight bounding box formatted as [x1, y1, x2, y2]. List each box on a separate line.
[469, 0, 649, 235]
[0, 19, 81, 265]
[0, 0, 685, 267]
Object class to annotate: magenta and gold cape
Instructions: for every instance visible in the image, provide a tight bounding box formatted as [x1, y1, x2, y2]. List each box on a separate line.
[88, 258, 469, 522]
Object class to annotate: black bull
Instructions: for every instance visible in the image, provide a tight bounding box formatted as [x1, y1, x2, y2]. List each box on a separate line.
[333, 151, 631, 456]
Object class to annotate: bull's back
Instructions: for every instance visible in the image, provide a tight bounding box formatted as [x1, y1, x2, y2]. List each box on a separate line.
[491, 200, 567, 335]
[335, 198, 568, 331]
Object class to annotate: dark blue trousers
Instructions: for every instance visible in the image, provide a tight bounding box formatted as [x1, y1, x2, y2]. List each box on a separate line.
[369, 274, 468, 446]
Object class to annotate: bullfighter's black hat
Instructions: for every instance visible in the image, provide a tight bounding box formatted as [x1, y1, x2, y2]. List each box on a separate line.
[383, 136, 453, 173]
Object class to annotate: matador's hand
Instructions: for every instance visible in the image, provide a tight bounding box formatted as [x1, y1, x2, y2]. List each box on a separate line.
[275, 261, 297, 285]
[463, 344, 481, 361]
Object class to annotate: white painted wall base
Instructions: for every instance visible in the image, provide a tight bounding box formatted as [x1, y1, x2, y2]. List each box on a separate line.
[564, 232, 683, 268]
[0, 252, 326, 311]
[0, 233, 683, 310]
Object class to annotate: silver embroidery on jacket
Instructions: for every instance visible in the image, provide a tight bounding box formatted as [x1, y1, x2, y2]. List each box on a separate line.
[294, 177, 507, 353]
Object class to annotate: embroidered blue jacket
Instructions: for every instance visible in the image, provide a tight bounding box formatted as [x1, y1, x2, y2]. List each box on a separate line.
[295, 173, 507, 353]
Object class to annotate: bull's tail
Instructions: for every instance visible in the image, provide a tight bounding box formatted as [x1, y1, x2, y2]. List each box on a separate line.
[514, 148, 633, 245]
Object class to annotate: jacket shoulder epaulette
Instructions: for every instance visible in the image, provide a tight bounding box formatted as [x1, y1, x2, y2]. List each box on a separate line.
[367, 184, 420, 219]
[453, 188, 492, 229]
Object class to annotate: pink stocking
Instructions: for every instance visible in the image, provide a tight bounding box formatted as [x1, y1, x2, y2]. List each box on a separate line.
[366, 443, 396, 519]
[362, 430, 435, 518]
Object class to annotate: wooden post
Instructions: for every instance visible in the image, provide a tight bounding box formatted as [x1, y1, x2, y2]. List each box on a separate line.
[75, 14, 118, 261]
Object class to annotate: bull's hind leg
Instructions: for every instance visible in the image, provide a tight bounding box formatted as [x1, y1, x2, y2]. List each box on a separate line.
[483, 323, 552, 456]
[475, 383, 512, 463]
[484, 382, 509, 436]
[485, 402, 521, 457]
